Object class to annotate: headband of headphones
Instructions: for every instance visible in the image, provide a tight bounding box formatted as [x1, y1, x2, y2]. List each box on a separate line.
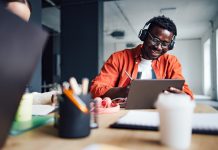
[138, 20, 176, 50]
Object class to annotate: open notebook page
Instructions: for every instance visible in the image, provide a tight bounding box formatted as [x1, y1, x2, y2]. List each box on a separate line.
[32, 105, 56, 116]
[111, 111, 218, 135]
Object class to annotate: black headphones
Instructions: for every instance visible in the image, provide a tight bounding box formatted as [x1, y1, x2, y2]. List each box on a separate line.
[138, 22, 176, 50]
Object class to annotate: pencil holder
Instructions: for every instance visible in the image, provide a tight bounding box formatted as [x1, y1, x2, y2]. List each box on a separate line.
[58, 94, 91, 138]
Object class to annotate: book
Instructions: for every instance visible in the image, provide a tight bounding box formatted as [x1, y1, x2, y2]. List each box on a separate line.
[10, 116, 53, 136]
[110, 111, 218, 135]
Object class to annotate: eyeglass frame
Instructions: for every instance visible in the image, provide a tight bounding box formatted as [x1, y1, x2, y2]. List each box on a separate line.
[147, 31, 172, 49]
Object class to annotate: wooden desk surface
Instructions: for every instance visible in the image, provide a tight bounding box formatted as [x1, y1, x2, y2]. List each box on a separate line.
[3, 104, 218, 150]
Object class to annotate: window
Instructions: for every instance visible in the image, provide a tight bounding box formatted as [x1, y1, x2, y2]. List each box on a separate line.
[216, 29, 218, 99]
[203, 39, 211, 96]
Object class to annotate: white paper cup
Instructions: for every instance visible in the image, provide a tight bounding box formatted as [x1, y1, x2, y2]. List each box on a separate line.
[156, 93, 195, 149]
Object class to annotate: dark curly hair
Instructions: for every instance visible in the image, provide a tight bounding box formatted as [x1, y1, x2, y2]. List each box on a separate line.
[146, 15, 177, 36]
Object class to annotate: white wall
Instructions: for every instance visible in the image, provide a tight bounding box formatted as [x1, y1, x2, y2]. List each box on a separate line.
[103, 41, 140, 61]
[104, 39, 203, 95]
[169, 39, 203, 95]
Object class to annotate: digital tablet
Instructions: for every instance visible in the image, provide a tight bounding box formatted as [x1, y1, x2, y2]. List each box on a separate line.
[125, 79, 185, 109]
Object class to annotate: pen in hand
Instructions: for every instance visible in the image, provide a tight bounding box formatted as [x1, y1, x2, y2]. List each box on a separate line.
[124, 71, 132, 94]
[125, 71, 133, 80]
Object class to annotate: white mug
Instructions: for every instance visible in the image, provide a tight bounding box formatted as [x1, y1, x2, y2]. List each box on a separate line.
[156, 93, 195, 149]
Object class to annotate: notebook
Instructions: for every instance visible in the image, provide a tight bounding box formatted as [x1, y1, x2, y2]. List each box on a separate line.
[110, 111, 218, 135]
[0, 8, 48, 148]
[32, 105, 57, 116]
[126, 79, 185, 109]
[10, 116, 53, 136]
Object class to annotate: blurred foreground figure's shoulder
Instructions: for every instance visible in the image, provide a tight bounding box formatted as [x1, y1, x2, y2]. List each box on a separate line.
[5, 0, 31, 21]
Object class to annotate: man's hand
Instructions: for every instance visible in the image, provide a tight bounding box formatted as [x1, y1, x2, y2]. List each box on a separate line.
[102, 86, 130, 99]
[165, 87, 185, 94]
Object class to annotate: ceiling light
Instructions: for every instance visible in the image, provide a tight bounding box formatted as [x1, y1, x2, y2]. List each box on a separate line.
[110, 30, 125, 39]
[126, 43, 135, 48]
[160, 7, 176, 14]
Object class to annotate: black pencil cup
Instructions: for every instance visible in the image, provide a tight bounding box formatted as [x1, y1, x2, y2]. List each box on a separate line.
[58, 94, 91, 138]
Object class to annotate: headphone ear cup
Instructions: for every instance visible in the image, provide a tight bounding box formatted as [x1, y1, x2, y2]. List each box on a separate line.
[138, 29, 147, 41]
[168, 40, 175, 50]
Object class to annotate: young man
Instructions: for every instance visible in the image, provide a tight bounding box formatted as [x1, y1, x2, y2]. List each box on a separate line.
[90, 15, 193, 100]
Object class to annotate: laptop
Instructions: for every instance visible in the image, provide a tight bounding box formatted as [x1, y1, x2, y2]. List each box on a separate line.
[126, 79, 185, 109]
[0, 8, 48, 148]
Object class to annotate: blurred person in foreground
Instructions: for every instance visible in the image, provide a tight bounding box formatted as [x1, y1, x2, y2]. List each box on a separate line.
[2, 0, 59, 105]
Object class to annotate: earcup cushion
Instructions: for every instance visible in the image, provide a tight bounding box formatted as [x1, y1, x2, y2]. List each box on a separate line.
[168, 40, 175, 50]
[138, 29, 147, 41]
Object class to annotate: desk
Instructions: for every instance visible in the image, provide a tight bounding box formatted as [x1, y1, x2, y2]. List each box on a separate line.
[3, 104, 218, 150]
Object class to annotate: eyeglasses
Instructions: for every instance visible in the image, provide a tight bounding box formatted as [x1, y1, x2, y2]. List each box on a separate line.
[147, 31, 171, 49]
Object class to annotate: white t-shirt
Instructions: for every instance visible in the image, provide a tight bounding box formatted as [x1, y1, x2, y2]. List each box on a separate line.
[138, 58, 152, 79]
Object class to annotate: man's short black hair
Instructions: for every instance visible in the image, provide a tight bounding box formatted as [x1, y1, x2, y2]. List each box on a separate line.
[147, 15, 177, 36]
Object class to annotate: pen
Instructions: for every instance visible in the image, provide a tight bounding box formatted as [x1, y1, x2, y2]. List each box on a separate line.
[63, 88, 88, 113]
[81, 78, 89, 95]
[125, 71, 133, 80]
[69, 77, 82, 95]
[62, 81, 70, 90]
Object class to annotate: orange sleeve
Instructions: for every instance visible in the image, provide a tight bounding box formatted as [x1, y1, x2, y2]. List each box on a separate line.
[90, 53, 120, 98]
[168, 56, 194, 100]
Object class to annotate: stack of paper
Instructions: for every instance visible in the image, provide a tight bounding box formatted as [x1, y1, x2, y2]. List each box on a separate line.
[32, 105, 56, 116]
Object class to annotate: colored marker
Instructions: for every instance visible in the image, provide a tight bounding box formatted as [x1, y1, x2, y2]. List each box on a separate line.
[63, 88, 88, 113]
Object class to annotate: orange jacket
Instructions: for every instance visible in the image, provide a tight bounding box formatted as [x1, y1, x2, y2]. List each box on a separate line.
[90, 44, 193, 99]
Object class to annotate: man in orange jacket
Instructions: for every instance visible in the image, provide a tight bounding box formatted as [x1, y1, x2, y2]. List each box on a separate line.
[90, 15, 193, 100]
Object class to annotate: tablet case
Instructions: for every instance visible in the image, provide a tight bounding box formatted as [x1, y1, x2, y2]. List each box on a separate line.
[126, 79, 185, 109]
